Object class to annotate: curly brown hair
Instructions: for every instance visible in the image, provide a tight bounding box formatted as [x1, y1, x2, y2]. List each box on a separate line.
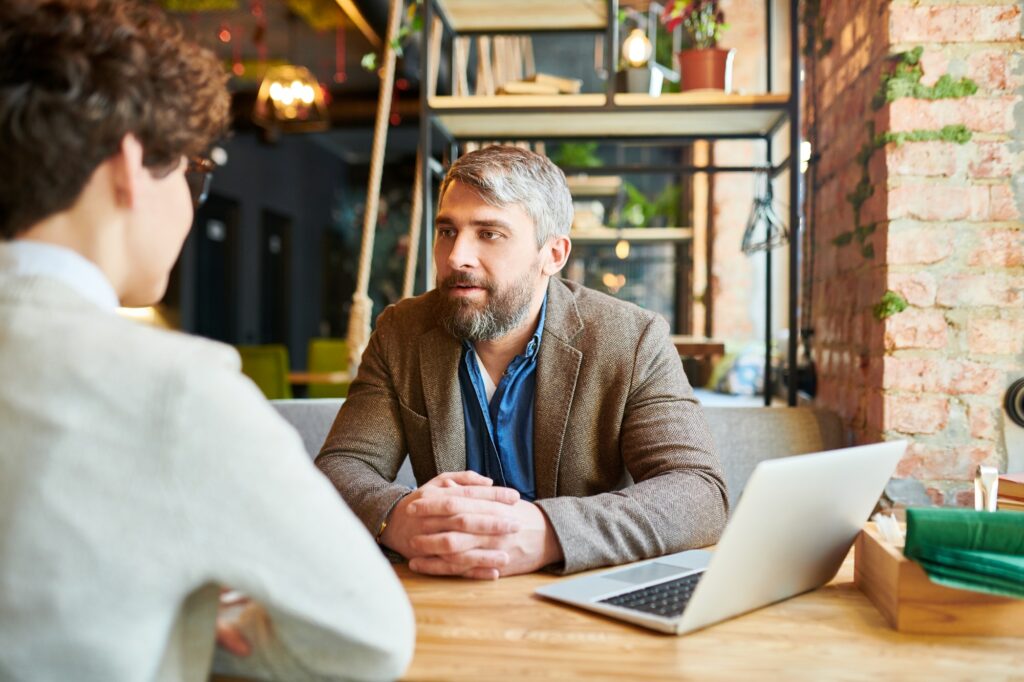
[0, 0, 231, 238]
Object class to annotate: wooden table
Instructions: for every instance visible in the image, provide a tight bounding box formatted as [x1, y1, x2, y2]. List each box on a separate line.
[286, 371, 350, 385]
[397, 551, 1023, 680]
[670, 336, 725, 358]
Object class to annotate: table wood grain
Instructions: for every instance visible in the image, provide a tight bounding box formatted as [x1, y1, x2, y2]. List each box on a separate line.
[396, 550, 1024, 680]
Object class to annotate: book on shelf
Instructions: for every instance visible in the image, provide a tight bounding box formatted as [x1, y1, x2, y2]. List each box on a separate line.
[998, 472, 1024, 499]
[997, 497, 1024, 511]
[528, 73, 583, 94]
[496, 80, 561, 95]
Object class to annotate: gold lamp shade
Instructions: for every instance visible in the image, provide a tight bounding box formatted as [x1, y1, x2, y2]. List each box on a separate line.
[253, 64, 329, 132]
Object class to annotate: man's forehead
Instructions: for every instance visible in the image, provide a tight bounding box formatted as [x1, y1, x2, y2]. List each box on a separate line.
[437, 182, 532, 225]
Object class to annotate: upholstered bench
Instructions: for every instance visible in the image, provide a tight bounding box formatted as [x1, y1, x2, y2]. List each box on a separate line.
[272, 399, 845, 508]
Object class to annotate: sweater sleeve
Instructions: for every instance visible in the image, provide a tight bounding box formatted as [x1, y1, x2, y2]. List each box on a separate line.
[166, 349, 414, 682]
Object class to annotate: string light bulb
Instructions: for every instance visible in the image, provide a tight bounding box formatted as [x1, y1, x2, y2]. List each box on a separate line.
[622, 28, 653, 69]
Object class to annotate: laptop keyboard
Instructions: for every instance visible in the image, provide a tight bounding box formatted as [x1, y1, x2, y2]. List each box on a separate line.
[598, 571, 703, 619]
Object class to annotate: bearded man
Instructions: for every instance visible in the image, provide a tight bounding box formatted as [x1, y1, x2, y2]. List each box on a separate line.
[317, 145, 728, 578]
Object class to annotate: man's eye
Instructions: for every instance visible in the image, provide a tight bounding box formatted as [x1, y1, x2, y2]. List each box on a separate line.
[437, 227, 456, 238]
[480, 231, 502, 240]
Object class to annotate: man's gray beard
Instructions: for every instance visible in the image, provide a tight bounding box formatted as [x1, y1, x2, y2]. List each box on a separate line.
[438, 270, 536, 342]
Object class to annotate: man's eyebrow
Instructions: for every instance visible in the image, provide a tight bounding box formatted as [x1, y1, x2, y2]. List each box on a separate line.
[434, 215, 512, 229]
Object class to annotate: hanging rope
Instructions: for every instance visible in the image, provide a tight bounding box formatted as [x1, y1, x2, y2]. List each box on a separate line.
[402, 148, 423, 299]
[346, 0, 403, 374]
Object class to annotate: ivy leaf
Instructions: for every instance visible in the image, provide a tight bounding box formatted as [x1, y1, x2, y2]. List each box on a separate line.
[361, 52, 378, 71]
[873, 291, 908, 321]
[831, 232, 854, 247]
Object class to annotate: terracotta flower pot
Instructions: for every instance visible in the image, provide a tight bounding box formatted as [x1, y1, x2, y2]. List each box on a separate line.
[677, 47, 735, 92]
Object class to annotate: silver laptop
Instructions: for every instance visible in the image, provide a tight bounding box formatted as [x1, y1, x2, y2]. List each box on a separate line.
[535, 441, 906, 635]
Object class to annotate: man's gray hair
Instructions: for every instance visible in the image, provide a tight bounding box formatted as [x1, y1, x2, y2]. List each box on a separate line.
[438, 145, 573, 248]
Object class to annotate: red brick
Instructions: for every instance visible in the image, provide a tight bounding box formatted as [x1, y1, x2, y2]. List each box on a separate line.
[953, 488, 976, 508]
[888, 97, 1018, 134]
[896, 442, 998, 480]
[968, 403, 1000, 440]
[948, 362, 1004, 395]
[890, 5, 1022, 43]
[990, 184, 1021, 221]
[967, 316, 1024, 354]
[886, 141, 957, 177]
[918, 49, 949, 88]
[935, 274, 1024, 308]
[887, 272, 936, 307]
[885, 309, 949, 350]
[887, 184, 989, 222]
[887, 225, 954, 265]
[886, 394, 949, 434]
[967, 228, 1024, 267]
[883, 356, 1002, 395]
[967, 50, 1017, 91]
[968, 142, 1016, 178]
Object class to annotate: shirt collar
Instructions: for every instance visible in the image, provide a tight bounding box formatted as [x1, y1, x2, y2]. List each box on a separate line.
[3, 240, 120, 312]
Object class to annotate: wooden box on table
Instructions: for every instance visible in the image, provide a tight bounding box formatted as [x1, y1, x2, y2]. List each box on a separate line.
[853, 524, 1024, 636]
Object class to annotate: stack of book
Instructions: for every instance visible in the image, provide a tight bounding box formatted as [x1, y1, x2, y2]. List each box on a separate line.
[997, 472, 1024, 511]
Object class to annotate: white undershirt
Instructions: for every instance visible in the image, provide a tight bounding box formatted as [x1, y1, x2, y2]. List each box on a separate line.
[474, 350, 498, 403]
[4, 240, 119, 312]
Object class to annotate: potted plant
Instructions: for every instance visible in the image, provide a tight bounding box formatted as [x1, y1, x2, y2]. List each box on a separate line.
[662, 0, 734, 92]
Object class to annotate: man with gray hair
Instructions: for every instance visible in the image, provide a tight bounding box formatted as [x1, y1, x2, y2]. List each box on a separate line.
[318, 145, 728, 578]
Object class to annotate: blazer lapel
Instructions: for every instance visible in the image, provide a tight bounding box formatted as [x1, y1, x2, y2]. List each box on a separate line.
[534, 279, 584, 499]
[419, 327, 467, 475]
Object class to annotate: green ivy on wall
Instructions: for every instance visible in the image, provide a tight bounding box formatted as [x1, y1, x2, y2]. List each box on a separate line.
[830, 47, 978, 321]
[832, 48, 977, 261]
[871, 47, 978, 109]
[802, 0, 834, 58]
[873, 291, 908, 321]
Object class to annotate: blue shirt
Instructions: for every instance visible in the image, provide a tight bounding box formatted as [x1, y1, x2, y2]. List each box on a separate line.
[458, 296, 547, 501]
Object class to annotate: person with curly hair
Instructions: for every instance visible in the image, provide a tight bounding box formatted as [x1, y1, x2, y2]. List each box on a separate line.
[0, 1, 414, 680]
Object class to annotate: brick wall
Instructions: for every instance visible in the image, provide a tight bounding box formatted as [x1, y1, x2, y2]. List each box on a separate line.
[811, 0, 1024, 504]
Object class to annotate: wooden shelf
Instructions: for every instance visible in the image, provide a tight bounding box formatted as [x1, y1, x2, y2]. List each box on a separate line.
[433, 0, 606, 32]
[566, 175, 623, 197]
[429, 93, 791, 139]
[570, 227, 693, 243]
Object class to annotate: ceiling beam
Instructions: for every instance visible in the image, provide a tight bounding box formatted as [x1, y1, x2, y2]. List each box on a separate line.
[335, 0, 382, 48]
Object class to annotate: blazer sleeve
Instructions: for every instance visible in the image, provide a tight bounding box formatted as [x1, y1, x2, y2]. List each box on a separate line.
[170, 352, 414, 682]
[535, 314, 729, 574]
[316, 305, 414, 536]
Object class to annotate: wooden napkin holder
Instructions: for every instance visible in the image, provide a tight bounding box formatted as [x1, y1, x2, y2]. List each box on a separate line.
[853, 524, 1024, 636]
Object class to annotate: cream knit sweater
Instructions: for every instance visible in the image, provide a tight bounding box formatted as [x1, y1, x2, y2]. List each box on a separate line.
[0, 257, 414, 681]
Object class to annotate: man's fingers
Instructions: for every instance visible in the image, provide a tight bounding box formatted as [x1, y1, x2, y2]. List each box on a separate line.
[450, 485, 520, 504]
[409, 550, 510, 575]
[410, 531, 498, 555]
[215, 621, 251, 657]
[462, 566, 501, 580]
[429, 471, 493, 487]
[419, 513, 521, 535]
[409, 491, 519, 516]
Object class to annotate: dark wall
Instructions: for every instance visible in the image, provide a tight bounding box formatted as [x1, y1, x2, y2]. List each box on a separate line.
[176, 131, 348, 370]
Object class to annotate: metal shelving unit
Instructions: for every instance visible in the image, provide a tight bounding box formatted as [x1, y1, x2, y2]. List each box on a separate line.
[417, 0, 803, 406]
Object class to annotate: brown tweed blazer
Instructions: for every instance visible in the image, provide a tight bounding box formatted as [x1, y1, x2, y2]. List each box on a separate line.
[317, 277, 728, 573]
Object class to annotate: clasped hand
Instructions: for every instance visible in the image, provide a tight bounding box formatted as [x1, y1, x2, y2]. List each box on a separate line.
[379, 471, 562, 580]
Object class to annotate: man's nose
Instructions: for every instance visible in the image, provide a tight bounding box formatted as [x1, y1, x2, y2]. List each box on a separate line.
[447, 231, 479, 270]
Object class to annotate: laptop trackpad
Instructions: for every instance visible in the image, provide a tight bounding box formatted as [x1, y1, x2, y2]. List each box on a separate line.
[605, 562, 689, 584]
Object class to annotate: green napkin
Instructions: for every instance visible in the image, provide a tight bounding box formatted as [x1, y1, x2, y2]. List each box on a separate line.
[904, 507, 1024, 600]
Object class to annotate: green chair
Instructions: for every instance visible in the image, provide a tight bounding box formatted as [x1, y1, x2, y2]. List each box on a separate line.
[236, 344, 293, 400]
[307, 337, 350, 399]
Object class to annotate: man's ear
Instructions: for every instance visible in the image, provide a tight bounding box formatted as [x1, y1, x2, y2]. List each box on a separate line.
[109, 134, 145, 209]
[541, 234, 572, 276]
